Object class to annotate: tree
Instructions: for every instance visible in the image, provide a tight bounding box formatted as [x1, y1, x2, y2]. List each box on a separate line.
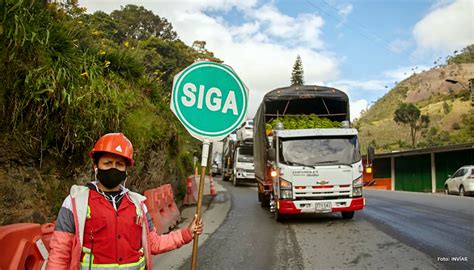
[291, 55, 304, 86]
[393, 103, 430, 148]
[110, 5, 177, 42]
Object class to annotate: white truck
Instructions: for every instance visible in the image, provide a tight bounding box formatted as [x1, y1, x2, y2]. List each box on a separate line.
[231, 142, 255, 186]
[253, 85, 365, 220]
[222, 120, 256, 186]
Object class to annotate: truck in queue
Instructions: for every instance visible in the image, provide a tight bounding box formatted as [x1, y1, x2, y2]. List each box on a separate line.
[222, 132, 237, 182]
[253, 85, 365, 220]
[222, 120, 255, 185]
[231, 142, 255, 186]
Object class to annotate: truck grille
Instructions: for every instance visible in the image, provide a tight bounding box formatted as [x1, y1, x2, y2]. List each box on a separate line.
[294, 195, 351, 200]
[294, 188, 351, 200]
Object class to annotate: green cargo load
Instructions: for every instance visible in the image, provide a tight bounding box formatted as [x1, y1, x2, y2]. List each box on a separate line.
[265, 114, 341, 132]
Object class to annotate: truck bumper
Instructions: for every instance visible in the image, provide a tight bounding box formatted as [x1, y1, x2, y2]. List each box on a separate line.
[277, 197, 365, 214]
[236, 172, 255, 180]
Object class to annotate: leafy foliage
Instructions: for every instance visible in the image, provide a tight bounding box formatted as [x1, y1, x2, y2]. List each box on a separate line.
[266, 114, 341, 131]
[447, 44, 474, 65]
[394, 103, 430, 148]
[0, 0, 220, 195]
[290, 55, 304, 86]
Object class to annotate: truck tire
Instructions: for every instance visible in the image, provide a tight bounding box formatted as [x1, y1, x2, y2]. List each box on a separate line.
[274, 208, 285, 222]
[232, 174, 239, 186]
[341, 211, 355, 219]
[261, 194, 270, 208]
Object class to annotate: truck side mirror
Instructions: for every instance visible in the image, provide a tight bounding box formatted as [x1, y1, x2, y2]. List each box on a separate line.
[267, 148, 276, 161]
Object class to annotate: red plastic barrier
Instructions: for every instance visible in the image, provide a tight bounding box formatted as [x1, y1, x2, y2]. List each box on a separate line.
[183, 175, 198, 205]
[144, 188, 169, 234]
[144, 184, 181, 234]
[0, 223, 51, 270]
[161, 184, 180, 228]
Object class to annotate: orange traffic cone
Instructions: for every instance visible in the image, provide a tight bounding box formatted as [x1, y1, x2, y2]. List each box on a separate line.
[209, 174, 217, 196]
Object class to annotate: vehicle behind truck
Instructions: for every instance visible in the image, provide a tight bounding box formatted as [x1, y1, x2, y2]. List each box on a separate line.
[253, 85, 365, 220]
[222, 120, 255, 185]
[232, 143, 255, 186]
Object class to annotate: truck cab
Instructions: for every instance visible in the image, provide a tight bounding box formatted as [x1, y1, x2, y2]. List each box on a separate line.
[232, 143, 255, 186]
[253, 85, 365, 221]
[271, 128, 364, 220]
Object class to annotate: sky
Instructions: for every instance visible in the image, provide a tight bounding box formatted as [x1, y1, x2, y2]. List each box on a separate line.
[79, 0, 474, 120]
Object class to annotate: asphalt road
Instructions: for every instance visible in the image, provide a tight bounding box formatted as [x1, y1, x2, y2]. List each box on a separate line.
[173, 179, 473, 270]
[360, 189, 474, 270]
[179, 179, 305, 270]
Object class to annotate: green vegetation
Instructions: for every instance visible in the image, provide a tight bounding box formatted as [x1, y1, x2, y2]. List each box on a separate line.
[356, 44, 473, 153]
[393, 103, 429, 148]
[0, 0, 221, 222]
[290, 55, 304, 86]
[266, 114, 341, 130]
[447, 45, 474, 65]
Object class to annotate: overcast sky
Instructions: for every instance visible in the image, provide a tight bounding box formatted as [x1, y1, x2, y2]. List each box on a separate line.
[79, 0, 474, 120]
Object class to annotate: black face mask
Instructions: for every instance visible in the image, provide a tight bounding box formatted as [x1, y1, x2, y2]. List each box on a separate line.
[96, 168, 127, 189]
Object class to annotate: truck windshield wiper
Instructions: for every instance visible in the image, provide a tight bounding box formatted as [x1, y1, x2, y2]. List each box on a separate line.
[287, 161, 316, 169]
[316, 160, 339, 164]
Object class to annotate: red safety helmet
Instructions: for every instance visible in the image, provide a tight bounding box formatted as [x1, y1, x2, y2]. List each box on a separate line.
[89, 133, 134, 166]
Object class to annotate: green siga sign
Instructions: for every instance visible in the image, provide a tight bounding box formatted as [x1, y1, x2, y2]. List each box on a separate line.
[171, 61, 248, 142]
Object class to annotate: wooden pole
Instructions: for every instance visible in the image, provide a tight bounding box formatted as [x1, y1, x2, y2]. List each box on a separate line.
[191, 141, 209, 270]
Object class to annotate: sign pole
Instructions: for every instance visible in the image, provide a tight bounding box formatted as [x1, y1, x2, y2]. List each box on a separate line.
[170, 61, 248, 270]
[191, 141, 210, 270]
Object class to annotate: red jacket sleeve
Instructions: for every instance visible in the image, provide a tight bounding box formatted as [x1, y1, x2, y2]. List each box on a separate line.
[148, 227, 193, 255]
[46, 230, 74, 269]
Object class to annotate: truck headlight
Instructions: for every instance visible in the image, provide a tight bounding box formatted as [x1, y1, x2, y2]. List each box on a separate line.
[353, 176, 363, 197]
[280, 178, 293, 199]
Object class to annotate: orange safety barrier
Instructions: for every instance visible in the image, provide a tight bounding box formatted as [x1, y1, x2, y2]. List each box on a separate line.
[0, 222, 54, 270]
[144, 184, 181, 234]
[161, 184, 181, 228]
[156, 187, 174, 232]
[145, 188, 171, 234]
[144, 189, 165, 234]
[183, 175, 198, 205]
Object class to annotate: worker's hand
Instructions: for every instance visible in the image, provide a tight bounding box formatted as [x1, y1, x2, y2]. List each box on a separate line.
[188, 214, 203, 237]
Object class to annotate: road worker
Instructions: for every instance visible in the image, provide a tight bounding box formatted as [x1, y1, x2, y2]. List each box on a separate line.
[47, 133, 203, 269]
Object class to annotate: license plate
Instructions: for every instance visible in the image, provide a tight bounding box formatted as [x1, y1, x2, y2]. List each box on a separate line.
[315, 202, 332, 212]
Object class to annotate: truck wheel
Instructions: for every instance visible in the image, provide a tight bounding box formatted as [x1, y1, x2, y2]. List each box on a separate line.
[341, 211, 354, 219]
[261, 194, 270, 208]
[274, 208, 285, 222]
[232, 174, 239, 186]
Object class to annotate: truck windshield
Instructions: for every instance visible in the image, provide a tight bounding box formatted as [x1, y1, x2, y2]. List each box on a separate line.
[279, 136, 360, 166]
[238, 147, 254, 163]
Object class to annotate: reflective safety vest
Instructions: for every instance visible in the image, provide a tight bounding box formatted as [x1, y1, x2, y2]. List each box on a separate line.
[70, 186, 151, 269]
[81, 247, 146, 270]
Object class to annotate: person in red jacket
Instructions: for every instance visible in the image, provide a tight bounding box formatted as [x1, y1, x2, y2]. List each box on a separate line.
[47, 133, 203, 269]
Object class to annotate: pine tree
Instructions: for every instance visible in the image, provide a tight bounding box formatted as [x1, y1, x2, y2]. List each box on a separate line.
[291, 55, 304, 86]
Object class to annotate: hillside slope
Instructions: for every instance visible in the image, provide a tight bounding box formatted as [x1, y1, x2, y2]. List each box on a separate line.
[356, 63, 473, 153]
[0, 2, 217, 225]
